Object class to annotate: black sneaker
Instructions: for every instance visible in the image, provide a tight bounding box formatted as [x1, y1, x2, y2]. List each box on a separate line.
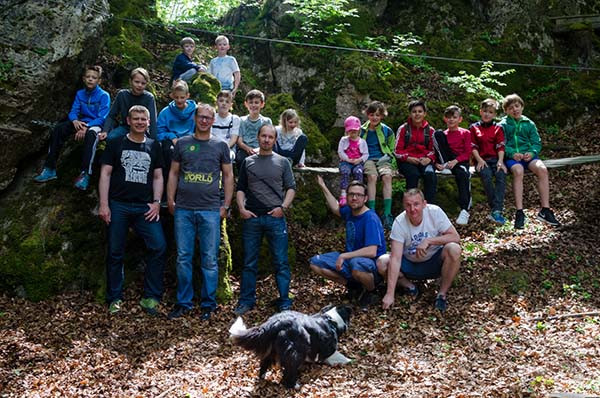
[345, 280, 363, 302]
[537, 208, 560, 226]
[404, 285, 420, 301]
[200, 307, 214, 321]
[168, 305, 191, 319]
[233, 303, 254, 316]
[514, 210, 526, 229]
[434, 294, 448, 312]
[358, 289, 376, 312]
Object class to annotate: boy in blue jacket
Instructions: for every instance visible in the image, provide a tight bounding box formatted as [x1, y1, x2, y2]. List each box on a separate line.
[172, 37, 207, 82]
[35, 65, 110, 190]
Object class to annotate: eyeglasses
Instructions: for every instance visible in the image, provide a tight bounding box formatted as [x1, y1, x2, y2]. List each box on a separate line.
[197, 115, 214, 121]
[347, 192, 366, 198]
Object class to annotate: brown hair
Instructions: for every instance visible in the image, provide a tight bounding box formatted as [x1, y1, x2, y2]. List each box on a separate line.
[365, 101, 388, 117]
[444, 105, 461, 118]
[245, 89, 265, 103]
[502, 94, 524, 111]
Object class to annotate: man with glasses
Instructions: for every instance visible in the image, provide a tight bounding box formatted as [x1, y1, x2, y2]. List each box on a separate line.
[309, 176, 386, 311]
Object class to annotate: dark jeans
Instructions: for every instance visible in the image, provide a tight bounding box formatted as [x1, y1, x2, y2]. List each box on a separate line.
[479, 159, 506, 212]
[44, 120, 101, 174]
[106, 200, 167, 303]
[239, 215, 292, 309]
[160, 139, 174, 193]
[339, 161, 364, 190]
[398, 162, 437, 203]
[433, 130, 471, 210]
[274, 134, 308, 166]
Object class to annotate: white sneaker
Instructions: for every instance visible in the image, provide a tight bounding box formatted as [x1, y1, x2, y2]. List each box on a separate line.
[456, 209, 470, 225]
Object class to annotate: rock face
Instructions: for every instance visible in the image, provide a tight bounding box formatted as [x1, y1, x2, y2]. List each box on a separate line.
[0, 0, 110, 190]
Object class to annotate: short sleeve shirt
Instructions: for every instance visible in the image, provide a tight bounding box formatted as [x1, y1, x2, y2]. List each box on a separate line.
[340, 206, 387, 258]
[211, 113, 240, 143]
[239, 115, 272, 148]
[172, 135, 231, 210]
[209, 55, 240, 90]
[390, 204, 452, 262]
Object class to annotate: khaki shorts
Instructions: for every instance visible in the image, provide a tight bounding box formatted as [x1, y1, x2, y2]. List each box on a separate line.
[364, 159, 394, 176]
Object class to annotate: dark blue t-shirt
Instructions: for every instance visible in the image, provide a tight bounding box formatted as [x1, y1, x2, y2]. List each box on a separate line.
[340, 206, 386, 257]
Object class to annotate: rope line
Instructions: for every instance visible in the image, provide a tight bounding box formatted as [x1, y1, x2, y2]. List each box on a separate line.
[88, 5, 600, 72]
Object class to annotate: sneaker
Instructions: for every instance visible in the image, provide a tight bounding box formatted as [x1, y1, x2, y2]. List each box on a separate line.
[514, 210, 526, 229]
[345, 280, 363, 302]
[278, 303, 292, 312]
[139, 297, 159, 316]
[488, 211, 506, 225]
[34, 168, 57, 183]
[404, 285, 420, 301]
[339, 195, 347, 207]
[434, 294, 448, 312]
[438, 163, 452, 175]
[108, 299, 122, 315]
[537, 208, 560, 226]
[74, 171, 90, 191]
[383, 213, 394, 230]
[358, 289, 376, 312]
[168, 305, 191, 319]
[200, 307, 214, 321]
[233, 303, 254, 316]
[456, 209, 470, 225]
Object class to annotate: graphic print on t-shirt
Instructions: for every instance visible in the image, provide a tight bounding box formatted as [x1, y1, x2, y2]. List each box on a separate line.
[120, 150, 151, 184]
[408, 231, 430, 256]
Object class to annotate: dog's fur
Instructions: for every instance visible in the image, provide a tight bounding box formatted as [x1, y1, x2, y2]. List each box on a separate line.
[229, 305, 352, 388]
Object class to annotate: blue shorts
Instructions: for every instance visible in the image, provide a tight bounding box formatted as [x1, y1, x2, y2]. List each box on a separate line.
[401, 249, 443, 280]
[310, 252, 380, 282]
[505, 156, 539, 171]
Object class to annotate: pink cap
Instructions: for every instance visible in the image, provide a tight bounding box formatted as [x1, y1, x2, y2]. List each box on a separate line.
[344, 116, 361, 132]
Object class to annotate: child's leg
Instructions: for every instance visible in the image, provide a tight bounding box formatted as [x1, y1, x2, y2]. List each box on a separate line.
[432, 130, 456, 165]
[528, 159, 550, 208]
[339, 162, 352, 191]
[510, 163, 525, 209]
[421, 164, 438, 204]
[44, 120, 76, 169]
[351, 163, 364, 183]
[364, 160, 378, 209]
[179, 68, 198, 82]
[451, 162, 471, 210]
[81, 126, 101, 175]
[492, 161, 506, 213]
[479, 161, 495, 209]
[107, 125, 128, 141]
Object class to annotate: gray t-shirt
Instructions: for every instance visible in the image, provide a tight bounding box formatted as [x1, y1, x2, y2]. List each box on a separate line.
[237, 152, 295, 215]
[239, 114, 272, 148]
[172, 135, 231, 210]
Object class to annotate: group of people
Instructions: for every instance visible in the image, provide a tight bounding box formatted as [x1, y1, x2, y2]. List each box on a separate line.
[33, 33, 562, 317]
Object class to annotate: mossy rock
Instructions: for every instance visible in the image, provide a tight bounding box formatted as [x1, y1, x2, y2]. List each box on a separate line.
[189, 72, 221, 106]
[262, 93, 330, 164]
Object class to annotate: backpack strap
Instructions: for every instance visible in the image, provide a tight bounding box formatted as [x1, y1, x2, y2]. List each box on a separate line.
[404, 123, 430, 148]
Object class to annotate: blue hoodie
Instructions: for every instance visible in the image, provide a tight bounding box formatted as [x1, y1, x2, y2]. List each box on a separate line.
[68, 85, 111, 127]
[156, 100, 197, 141]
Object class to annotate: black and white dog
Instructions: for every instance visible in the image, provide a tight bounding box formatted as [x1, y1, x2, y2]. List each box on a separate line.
[229, 305, 352, 388]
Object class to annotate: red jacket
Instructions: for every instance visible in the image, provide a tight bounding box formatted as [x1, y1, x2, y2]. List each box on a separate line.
[394, 119, 435, 162]
[469, 121, 505, 160]
[443, 127, 471, 163]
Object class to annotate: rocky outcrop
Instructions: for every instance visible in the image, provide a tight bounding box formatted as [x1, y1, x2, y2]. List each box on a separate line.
[0, 0, 110, 190]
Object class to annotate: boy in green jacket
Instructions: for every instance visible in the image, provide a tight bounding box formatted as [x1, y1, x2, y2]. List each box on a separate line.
[499, 94, 560, 229]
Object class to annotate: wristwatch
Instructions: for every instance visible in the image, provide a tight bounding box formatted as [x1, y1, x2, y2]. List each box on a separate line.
[153, 199, 161, 205]
[223, 205, 230, 210]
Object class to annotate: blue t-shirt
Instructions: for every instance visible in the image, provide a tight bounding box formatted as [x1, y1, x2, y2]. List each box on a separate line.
[365, 129, 384, 159]
[340, 206, 386, 257]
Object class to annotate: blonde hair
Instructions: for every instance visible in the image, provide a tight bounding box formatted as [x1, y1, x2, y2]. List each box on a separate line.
[215, 35, 229, 45]
[130, 67, 149, 83]
[171, 79, 189, 94]
[128, 105, 150, 117]
[279, 109, 300, 133]
[480, 98, 498, 111]
[181, 37, 195, 47]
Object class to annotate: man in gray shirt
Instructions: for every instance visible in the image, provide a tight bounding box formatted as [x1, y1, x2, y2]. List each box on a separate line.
[166, 103, 234, 320]
[234, 124, 296, 315]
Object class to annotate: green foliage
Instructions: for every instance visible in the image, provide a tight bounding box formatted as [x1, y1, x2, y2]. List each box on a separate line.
[0, 60, 13, 83]
[156, 0, 243, 24]
[282, 0, 358, 43]
[446, 61, 515, 103]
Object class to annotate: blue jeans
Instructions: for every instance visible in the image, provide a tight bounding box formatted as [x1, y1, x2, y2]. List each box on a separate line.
[309, 252, 380, 283]
[106, 200, 166, 303]
[239, 215, 292, 308]
[478, 159, 506, 212]
[107, 125, 129, 141]
[174, 208, 221, 310]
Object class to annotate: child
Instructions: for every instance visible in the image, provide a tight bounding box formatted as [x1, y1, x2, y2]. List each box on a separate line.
[211, 90, 240, 161]
[394, 99, 437, 204]
[470, 98, 507, 224]
[337, 116, 369, 206]
[360, 101, 396, 229]
[209, 35, 241, 96]
[274, 109, 307, 167]
[172, 37, 207, 82]
[236, 89, 272, 171]
[34, 65, 110, 191]
[433, 105, 472, 225]
[102, 67, 158, 140]
[499, 94, 560, 229]
[157, 79, 197, 186]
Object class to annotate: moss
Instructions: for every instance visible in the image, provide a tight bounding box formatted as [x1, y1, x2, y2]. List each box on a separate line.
[217, 219, 233, 303]
[489, 269, 530, 296]
[188, 72, 221, 105]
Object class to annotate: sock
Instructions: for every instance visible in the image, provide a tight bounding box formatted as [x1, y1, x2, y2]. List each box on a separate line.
[383, 198, 392, 215]
[368, 199, 376, 209]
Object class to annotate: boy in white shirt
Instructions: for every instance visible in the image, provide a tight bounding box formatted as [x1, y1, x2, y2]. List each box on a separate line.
[209, 35, 241, 97]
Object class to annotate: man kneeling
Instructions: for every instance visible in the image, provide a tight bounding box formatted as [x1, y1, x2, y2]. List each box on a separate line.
[378, 188, 461, 312]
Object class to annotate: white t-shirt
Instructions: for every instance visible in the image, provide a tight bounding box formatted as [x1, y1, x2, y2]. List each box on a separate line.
[211, 113, 240, 145]
[390, 204, 452, 262]
[209, 55, 240, 90]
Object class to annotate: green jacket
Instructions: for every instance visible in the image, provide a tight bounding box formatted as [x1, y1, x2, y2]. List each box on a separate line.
[360, 121, 397, 169]
[499, 115, 542, 159]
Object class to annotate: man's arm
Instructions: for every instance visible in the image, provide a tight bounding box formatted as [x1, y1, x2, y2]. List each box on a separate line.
[415, 225, 460, 259]
[145, 168, 163, 222]
[98, 164, 113, 224]
[316, 175, 340, 217]
[221, 162, 234, 217]
[382, 240, 404, 309]
[236, 190, 256, 219]
[167, 160, 180, 215]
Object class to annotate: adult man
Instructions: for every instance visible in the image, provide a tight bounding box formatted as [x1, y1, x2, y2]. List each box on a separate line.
[234, 124, 296, 315]
[377, 188, 461, 312]
[99, 105, 166, 315]
[309, 176, 386, 311]
[166, 103, 234, 321]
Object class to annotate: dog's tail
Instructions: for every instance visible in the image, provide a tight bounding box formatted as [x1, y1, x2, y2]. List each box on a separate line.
[229, 317, 274, 358]
[229, 316, 247, 337]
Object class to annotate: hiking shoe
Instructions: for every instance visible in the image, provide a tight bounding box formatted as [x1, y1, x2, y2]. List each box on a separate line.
[339, 195, 347, 207]
[74, 171, 90, 191]
[108, 299, 122, 315]
[200, 307, 214, 321]
[233, 303, 254, 316]
[405, 285, 420, 301]
[537, 208, 560, 226]
[358, 289, 376, 312]
[34, 168, 57, 183]
[168, 305, 191, 319]
[139, 297, 159, 316]
[514, 210, 526, 229]
[278, 303, 292, 312]
[383, 214, 394, 230]
[456, 209, 470, 225]
[434, 294, 448, 312]
[488, 211, 506, 225]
